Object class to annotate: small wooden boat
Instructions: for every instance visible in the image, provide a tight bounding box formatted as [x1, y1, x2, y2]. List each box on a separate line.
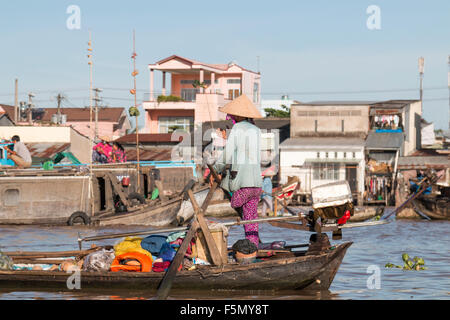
[0, 241, 351, 292]
[0, 163, 201, 227]
[93, 185, 209, 227]
[412, 195, 449, 220]
[350, 206, 382, 222]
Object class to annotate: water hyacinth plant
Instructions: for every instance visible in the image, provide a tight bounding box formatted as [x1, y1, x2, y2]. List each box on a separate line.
[385, 253, 427, 271]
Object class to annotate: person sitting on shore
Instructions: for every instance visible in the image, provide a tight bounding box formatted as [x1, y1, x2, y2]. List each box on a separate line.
[5, 135, 32, 169]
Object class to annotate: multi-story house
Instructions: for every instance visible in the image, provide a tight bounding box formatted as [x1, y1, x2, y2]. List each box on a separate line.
[279, 99, 422, 206]
[142, 55, 261, 134]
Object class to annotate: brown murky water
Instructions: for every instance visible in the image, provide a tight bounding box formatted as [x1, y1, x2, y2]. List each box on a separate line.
[0, 216, 449, 300]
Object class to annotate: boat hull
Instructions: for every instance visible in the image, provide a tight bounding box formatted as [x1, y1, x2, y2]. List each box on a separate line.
[412, 196, 449, 220]
[0, 242, 352, 292]
[93, 197, 183, 227]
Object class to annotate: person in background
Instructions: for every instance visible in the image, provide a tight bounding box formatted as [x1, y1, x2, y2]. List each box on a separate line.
[5, 135, 32, 168]
[261, 174, 273, 217]
[213, 94, 263, 247]
[110, 142, 127, 163]
[92, 136, 112, 164]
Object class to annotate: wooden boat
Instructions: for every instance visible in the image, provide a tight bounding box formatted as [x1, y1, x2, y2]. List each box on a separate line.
[0, 163, 200, 227]
[0, 241, 352, 292]
[93, 185, 209, 227]
[412, 195, 449, 220]
[349, 206, 382, 222]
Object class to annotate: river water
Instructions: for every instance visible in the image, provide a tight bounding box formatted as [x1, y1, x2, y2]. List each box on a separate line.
[0, 216, 449, 300]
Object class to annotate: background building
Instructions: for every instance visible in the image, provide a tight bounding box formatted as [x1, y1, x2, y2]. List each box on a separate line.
[142, 55, 261, 134]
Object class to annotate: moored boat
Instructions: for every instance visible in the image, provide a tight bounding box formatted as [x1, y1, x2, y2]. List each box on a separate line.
[0, 163, 201, 227]
[0, 241, 351, 292]
[412, 195, 449, 220]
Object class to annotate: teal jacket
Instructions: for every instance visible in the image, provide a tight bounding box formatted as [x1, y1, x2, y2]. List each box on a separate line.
[213, 120, 263, 192]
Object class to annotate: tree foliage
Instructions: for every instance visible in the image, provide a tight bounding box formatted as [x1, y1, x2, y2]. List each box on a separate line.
[264, 104, 290, 118]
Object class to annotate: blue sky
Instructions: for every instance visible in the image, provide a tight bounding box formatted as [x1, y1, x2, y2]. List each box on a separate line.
[1, 0, 449, 129]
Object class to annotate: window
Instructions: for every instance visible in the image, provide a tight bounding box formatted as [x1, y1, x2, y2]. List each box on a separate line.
[158, 117, 194, 133]
[228, 89, 240, 100]
[343, 152, 347, 158]
[4, 189, 20, 206]
[341, 120, 345, 132]
[227, 79, 241, 84]
[334, 152, 338, 158]
[181, 89, 198, 102]
[253, 83, 259, 103]
[316, 152, 320, 158]
[313, 163, 340, 181]
[314, 120, 318, 132]
[352, 152, 356, 158]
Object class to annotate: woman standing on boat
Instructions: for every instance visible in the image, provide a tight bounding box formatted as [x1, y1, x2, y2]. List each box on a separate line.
[212, 94, 263, 246]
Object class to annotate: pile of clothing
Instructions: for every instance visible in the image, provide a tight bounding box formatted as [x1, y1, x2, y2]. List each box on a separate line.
[2, 232, 214, 274]
[81, 232, 210, 273]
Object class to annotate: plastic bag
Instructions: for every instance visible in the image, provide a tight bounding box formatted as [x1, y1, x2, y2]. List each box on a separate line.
[83, 248, 115, 272]
[0, 251, 13, 270]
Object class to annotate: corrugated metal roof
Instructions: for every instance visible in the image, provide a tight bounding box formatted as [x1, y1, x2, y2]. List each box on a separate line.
[25, 142, 70, 159]
[295, 101, 376, 106]
[365, 132, 404, 150]
[125, 148, 173, 161]
[398, 156, 449, 169]
[116, 134, 181, 144]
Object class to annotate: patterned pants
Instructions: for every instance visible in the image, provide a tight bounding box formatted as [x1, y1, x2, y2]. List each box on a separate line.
[230, 187, 262, 246]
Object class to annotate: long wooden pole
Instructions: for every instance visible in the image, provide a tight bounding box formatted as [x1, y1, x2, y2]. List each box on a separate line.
[132, 30, 140, 191]
[77, 214, 302, 248]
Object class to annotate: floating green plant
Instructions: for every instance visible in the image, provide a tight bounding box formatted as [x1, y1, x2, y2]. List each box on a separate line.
[385, 253, 427, 271]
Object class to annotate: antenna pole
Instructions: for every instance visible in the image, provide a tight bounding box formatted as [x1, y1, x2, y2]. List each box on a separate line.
[27, 92, 34, 125]
[14, 79, 18, 123]
[93, 88, 102, 141]
[448, 55, 450, 130]
[87, 30, 95, 217]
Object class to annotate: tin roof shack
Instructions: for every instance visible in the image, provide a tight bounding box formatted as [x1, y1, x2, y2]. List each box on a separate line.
[368, 100, 422, 156]
[365, 99, 422, 206]
[0, 126, 90, 165]
[115, 133, 183, 162]
[281, 102, 370, 205]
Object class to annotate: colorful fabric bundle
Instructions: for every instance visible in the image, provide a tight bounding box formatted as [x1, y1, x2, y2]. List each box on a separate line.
[152, 261, 171, 272]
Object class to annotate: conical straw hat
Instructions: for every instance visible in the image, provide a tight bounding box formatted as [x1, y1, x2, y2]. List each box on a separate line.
[218, 94, 263, 119]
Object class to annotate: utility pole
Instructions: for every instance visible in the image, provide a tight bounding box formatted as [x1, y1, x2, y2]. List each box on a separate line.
[448, 55, 450, 130]
[14, 79, 18, 123]
[418, 57, 425, 114]
[27, 92, 35, 125]
[87, 30, 95, 218]
[56, 93, 64, 123]
[93, 88, 102, 140]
